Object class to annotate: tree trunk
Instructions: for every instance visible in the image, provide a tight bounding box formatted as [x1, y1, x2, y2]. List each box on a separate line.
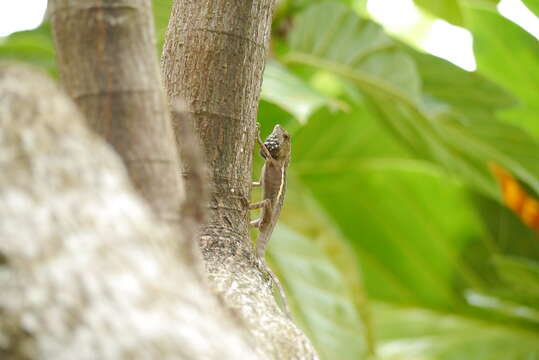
[162, 1, 318, 358]
[0, 63, 258, 359]
[49, 0, 182, 225]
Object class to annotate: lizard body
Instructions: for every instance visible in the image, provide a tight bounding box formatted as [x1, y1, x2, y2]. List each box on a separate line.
[250, 124, 291, 317]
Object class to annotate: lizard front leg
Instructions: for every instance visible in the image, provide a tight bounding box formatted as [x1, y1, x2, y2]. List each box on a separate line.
[249, 183, 265, 228]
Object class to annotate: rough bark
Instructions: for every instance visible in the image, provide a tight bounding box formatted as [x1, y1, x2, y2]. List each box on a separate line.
[49, 0, 182, 225]
[162, 1, 318, 358]
[0, 63, 260, 360]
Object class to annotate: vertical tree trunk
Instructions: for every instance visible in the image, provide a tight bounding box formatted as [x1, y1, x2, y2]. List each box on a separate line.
[162, 0, 271, 234]
[49, 0, 182, 225]
[162, 1, 318, 358]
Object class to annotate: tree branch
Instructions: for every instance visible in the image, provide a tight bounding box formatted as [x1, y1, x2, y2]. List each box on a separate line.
[162, 1, 318, 358]
[49, 0, 182, 226]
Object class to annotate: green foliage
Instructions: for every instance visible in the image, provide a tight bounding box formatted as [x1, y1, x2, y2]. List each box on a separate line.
[269, 225, 368, 360]
[522, 0, 539, 17]
[0, 24, 55, 75]
[2, 0, 539, 358]
[465, 4, 539, 136]
[284, 1, 539, 201]
[412, 0, 503, 26]
[0, 0, 173, 73]
[153, 0, 173, 49]
[374, 302, 539, 360]
[261, 61, 345, 123]
[264, 1, 539, 358]
[414, 0, 464, 26]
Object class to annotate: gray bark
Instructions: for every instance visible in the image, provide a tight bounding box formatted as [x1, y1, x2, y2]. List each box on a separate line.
[0, 63, 259, 359]
[49, 0, 182, 225]
[162, 1, 318, 358]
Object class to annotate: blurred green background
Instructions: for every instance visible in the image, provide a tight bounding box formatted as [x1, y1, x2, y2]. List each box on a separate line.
[2, 0, 539, 358]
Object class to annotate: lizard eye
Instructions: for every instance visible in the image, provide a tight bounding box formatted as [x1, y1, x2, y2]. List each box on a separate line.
[283, 133, 290, 140]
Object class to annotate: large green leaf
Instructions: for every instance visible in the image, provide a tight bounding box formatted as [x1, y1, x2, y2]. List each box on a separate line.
[409, 50, 516, 121]
[466, 5, 539, 104]
[285, 1, 539, 201]
[374, 302, 539, 360]
[268, 224, 368, 360]
[284, 101, 539, 358]
[290, 105, 477, 307]
[274, 4, 539, 351]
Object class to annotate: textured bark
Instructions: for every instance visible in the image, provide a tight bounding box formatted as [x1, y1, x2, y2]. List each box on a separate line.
[0, 63, 260, 359]
[49, 0, 182, 225]
[162, 1, 318, 358]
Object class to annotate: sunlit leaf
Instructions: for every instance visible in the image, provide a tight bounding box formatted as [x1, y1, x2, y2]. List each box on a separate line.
[261, 61, 345, 123]
[413, 0, 464, 26]
[409, 50, 516, 121]
[374, 303, 539, 360]
[275, 5, 539, 353]
[522, 0, 539, 17]
[465, 5, 539, 135]
[290, 105, 480, 308]
[285, 1, 539, 200]
[268, 224, 368, 360]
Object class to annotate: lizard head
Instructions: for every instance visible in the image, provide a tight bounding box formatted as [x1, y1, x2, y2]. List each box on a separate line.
[261, 124, 290, 161]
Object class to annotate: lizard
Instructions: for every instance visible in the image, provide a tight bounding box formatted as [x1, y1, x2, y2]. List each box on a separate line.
[250, 123, 292, 318]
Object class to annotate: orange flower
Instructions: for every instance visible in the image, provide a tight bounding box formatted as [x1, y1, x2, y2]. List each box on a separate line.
[490, 162, 539, 233]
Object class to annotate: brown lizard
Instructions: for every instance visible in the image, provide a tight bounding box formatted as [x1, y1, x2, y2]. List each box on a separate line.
[250, 123, 292, 318]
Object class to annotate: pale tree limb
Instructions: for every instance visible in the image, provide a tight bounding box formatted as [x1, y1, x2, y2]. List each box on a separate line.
[162, 1, 319, 358]
[49, 0, 182, 226]
[0, 63, 260, 360]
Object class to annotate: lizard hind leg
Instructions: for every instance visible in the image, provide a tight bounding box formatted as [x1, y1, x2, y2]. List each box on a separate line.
[249, 199, 270, 210]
